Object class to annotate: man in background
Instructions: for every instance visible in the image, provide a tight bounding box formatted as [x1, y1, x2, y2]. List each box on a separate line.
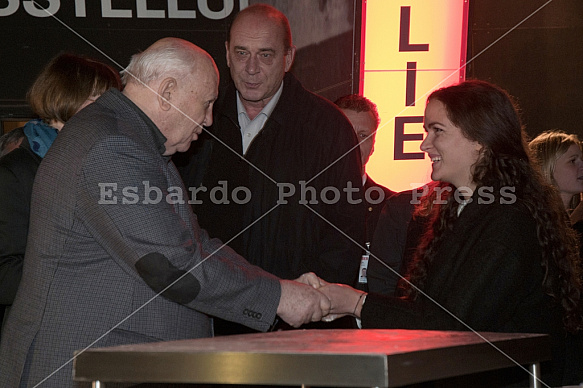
[335, 94, 394, 244]
[178, 5, 363, 301]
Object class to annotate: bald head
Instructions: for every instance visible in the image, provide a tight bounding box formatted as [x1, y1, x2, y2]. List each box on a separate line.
[122, 38, 219, 155]
[228, 4, 292, 51]
[122, 37, 218, 88]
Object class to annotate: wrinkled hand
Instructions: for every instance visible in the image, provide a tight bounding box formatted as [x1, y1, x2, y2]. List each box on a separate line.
[294, 272, 327, 289]
[277, 279, 331, 328]
[318, 283, 366, 322]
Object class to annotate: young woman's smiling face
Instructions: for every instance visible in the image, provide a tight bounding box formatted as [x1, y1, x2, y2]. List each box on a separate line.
[421, 99, 482, 191]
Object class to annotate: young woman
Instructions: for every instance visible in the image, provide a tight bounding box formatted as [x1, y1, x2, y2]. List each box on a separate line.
[313, 80, 582, 386]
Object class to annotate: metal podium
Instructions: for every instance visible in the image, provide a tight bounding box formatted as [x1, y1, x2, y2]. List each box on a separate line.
[73, 329, 550, 387]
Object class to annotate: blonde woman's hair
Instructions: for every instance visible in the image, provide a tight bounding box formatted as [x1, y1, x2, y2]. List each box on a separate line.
[529, 130, 581, 188]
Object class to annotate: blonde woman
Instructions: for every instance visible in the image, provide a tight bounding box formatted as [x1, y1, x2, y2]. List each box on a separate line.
[529, 130, 583, 211]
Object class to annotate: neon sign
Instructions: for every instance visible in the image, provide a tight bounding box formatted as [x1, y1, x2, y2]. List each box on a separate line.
[362, 0, 470, 192]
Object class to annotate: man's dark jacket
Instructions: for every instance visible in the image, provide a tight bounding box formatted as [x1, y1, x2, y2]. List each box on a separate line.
[0, 137, 40, 330]
[363, 174, 394, 244]
[178, 73, 364, 284]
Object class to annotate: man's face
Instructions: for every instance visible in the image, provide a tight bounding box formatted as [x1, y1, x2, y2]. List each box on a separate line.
[226, 14, 295, 111]
[163, 65, 218, 156]
[342, 108, 377, 169]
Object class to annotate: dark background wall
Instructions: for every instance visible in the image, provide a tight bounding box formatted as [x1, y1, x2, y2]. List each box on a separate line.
[467, 0, 583, 140]
[0, 0, 360, 128]
[1, 0, 581, 141]
[262, 0, 361, 100]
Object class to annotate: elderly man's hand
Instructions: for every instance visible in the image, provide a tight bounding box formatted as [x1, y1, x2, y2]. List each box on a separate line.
[277, 280, 331, 328]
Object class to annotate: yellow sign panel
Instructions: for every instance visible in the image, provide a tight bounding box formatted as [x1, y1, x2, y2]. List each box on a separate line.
[363, 0, 469, 192]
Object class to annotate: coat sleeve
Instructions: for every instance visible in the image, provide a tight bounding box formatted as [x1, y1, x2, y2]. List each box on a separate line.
[79, 136, 281, 331]
[362, 245, 542, 331]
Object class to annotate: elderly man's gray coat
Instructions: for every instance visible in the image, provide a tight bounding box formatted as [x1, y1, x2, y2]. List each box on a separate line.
[0, 89, 281, 388]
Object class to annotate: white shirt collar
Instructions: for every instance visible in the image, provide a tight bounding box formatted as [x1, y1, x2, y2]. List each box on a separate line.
[236, 80, 284, 122]
[236, 81, 284, 154]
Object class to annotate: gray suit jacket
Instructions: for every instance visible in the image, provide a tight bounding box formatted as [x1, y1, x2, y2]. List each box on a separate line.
[0, 89, 281, 388]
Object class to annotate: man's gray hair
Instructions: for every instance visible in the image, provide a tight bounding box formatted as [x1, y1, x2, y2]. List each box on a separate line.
[121, 40, 196, 86]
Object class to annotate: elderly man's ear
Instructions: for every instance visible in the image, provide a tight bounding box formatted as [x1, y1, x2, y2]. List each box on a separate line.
[157, 77, 177, 111]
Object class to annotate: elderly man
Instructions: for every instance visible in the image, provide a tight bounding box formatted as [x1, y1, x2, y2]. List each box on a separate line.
[0, 38, 329, 388]
[179, 4, 363, 299]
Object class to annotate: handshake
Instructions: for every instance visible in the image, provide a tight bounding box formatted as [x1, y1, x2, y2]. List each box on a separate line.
[276, 273, 366, 328]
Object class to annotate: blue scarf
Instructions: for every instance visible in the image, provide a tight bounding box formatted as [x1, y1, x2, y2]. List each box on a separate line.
[23, 120, 58, 158]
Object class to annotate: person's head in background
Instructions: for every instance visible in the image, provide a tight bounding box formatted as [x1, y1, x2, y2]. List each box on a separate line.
[335, 94, 380, 176]
[27, 52, 122, 131]
[0, 127, 25, 158]
[529, 131, 583, 210]
[225, 4, 296, 119]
